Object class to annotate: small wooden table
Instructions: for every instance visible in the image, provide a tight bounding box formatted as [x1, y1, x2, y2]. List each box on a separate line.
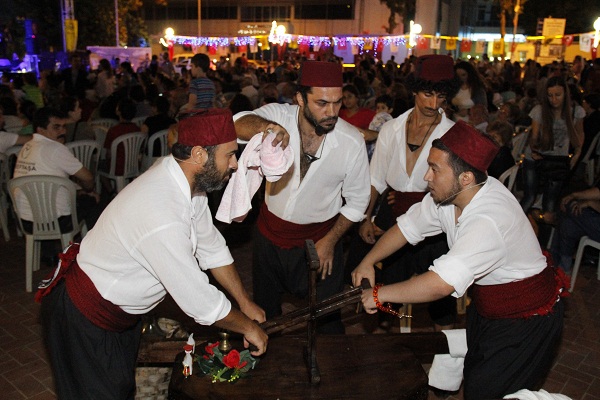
[168, 334, 443, 400]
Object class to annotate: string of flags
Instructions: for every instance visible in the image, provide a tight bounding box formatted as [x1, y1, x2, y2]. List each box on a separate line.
[170, 31, 597, 54]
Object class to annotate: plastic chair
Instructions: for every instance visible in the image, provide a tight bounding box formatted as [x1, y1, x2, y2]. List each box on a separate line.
[142, 129, 168, 171]
[96, 132, 146, 193]
[511, 128, 530, 161]
[498, 163, 520, 193]
[0, 153, 10, 241]
[132, 116, 147, 127]
[66, 140, 101, 175]
[89, 118, 119, 132]
[579, 132, 600, 186]
[570, 236, 600, 293]
[8, 175, 88, 292]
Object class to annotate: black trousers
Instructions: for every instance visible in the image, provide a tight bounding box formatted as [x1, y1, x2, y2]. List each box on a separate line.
[40, 281, 142, 400]
[463, 300, 564, 399]
[252, 226, 345, 334]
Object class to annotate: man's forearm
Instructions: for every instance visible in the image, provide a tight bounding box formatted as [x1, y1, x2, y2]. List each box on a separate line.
[210, 264, 253, 308]
[235, 114, 276, 141]
[322, 214, 354, 245]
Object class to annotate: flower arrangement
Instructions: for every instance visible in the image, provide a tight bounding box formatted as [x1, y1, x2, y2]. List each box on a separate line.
[194, 341, 258, 383]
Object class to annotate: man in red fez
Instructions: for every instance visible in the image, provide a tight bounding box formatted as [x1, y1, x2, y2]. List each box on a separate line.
[353, 121, 567, 399]
[234, 60, 371, 333]
[347, 54, 460, 332]
[39, 109, 268, 399]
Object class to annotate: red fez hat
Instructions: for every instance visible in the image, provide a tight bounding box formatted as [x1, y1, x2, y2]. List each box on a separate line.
[440, 121, 500, 172]
[177, 109, 237, 147]
[298, 61, 343, 87]
[415, 55, 455, 82]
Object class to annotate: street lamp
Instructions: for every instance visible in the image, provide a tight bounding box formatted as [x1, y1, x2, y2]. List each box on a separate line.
[594, 17, 600, 48]
[409, 20, 422, 49]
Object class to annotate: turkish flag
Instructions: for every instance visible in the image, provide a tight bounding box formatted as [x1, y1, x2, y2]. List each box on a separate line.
[208, 45, 217, 55]
[337, 40, 347, 50]
[562, 35, 574, 47]
[416, 36, 428, 50]
[460, 39, 472, 52]
[238, 45, 247, 53]
[592, 44, 597, 60]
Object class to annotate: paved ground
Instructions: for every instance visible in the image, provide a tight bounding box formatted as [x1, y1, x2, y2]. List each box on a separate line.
[1, 215, 599, 399]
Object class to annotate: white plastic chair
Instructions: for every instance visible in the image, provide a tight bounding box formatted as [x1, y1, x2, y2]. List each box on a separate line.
[8, 175, 87, 292]
[96, 132, 146, 193]
[142, 129, 168, 171]
[89, 118, 119, 132]
[132, 116, 147, 127]
[511, 128, 530, 161]
[0, 153, 10, 241]
[498, 163, 520, 193]
[570, 236, 600, 293]
[66, 140, 101, 176]
[580, 132, 600, 186]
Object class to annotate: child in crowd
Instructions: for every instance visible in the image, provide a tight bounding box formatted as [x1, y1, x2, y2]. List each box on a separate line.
[486, 119, 516, 179]
[366, 94, 394, 161]
[185, 53, 215, 111]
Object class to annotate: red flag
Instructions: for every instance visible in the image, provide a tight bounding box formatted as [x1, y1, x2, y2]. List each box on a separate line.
[416, 36, 428, 50]
[238, 45, 247, 53]
[460, 39, 472, 52]
[562, 35, 574, 47]
[337, 40, 347, 50]
[208, 45, 217, 55]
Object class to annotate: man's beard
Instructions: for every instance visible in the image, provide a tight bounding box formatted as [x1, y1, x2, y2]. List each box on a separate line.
[303, 105, 338, 136]
[431, 179, 462, 206]
[192, 156, 233, 193]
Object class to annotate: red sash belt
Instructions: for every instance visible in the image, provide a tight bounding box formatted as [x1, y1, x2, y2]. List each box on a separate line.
[392, 191, 426, 217]
[257, 202, 337, 249]
[35, 244, 140, 332]
[471, 266, 570, 319]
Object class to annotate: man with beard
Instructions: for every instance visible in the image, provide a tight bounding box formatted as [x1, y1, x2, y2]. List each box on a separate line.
[352, 121, 567, 399]
[37, 109, 268, 400]
[234, 61, 370, 333]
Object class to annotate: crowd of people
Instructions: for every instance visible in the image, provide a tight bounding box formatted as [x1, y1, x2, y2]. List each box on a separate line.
[1, 49, 600, 399]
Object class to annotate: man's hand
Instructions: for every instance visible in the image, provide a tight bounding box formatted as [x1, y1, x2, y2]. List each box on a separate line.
[315, 237, 335, 280]
[263, 124, 290, 149]
[359, 220, 376, 244]
[387, 190, 396, 205]
[243, 323, 268, 356]
[240, 301, 266, 324]
[352, 262, 376, 289]
[361, 287, 378, 314]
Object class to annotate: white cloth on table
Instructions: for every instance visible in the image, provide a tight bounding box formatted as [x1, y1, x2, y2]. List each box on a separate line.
[216, 131, 293, 223]
[427, 329, 467, 391]
[503, 389, 572, 400]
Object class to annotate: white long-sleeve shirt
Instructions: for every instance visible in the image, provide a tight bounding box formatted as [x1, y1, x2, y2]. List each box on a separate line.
[235, 103, 370, 224]
[398, 177, 546, 297]
[77, 156, 232, 325]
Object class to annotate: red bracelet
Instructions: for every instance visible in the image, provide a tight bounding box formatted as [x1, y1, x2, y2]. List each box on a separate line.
[372, 283, 410, 319]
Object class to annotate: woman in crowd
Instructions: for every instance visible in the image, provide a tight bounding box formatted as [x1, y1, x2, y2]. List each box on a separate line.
[452, 61, 488, 110]
[520, 76, 585, 224]
[339, 84, 376, 141]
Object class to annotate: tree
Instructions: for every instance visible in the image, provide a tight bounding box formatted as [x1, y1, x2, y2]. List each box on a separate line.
[496, 0, 528, 56]
[379, 0, 415, 34]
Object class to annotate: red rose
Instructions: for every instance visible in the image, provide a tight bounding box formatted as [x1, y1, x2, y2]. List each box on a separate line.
[205, 342, 219, 356]
[222, 350, 241, 369]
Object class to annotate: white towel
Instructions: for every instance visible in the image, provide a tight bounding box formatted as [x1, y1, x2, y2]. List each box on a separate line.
[427, 328, 467, 391]
[216, 132, 293, 223]
[503, 389, 572, 400]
